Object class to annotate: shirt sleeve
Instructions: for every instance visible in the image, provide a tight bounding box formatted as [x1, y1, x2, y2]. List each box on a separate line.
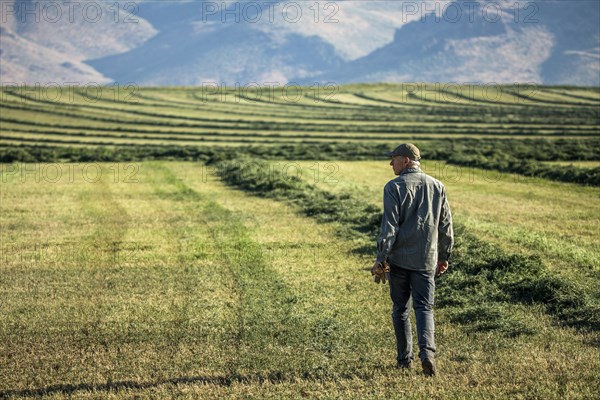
[437, 186, 454, 262]
[376, 183, 400, 262]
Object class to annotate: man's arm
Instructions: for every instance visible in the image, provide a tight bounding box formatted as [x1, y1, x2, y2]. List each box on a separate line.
[376, 183, 401, 263]
[437, 186, 454, 264]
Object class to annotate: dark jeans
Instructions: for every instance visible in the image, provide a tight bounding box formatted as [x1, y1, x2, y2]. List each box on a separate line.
[389, 265, 436, 363]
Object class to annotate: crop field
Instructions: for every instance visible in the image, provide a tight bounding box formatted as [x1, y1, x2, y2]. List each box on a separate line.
[1, 84, 600, 147]
[1, 84, 599, 399]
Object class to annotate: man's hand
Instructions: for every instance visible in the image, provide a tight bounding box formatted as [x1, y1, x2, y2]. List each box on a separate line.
[371, 260, 390, 284]
[436, 260, 449, 277]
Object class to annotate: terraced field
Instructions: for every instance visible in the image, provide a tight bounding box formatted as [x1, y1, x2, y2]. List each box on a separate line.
[1, 84, 599, 398]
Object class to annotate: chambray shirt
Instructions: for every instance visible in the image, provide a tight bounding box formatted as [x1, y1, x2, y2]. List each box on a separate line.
[376, 167, 454, 271]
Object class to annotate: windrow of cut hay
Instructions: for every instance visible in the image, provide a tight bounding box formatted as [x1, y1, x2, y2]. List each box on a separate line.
[2, 140, 599, 185]
[2, 85, 599, 148]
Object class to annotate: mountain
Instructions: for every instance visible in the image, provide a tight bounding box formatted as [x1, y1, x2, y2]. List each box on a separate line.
[87, 5, 345, 86]
[536, 0, 600, 85]
[0, 25, 109, 83]
[0, 0, 156, 84]
[1, 0, 598, 86]
[305, 0, 600, 85]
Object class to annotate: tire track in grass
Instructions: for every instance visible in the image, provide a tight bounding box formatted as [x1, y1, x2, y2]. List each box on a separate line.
[153, 163, 344, 380]
[61, 165, 131, 334]
[1, 166, 132, 389]
[173, 167, 402, 375]
[128, 162, 239, 378]
[2, 163, 238, 397]
[66, 168, 132, 381]
[53, 167, 212, 383]
[0, 165, 120, 390]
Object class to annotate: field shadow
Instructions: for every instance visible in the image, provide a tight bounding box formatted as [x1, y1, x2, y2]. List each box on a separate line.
[1, 374, 250, 398]
[0, 367, 391, 398]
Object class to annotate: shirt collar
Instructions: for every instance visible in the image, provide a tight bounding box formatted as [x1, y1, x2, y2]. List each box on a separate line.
[401, 166, 421, 175]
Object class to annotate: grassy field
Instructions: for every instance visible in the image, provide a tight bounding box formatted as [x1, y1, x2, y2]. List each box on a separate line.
[1, 162, 599, 399]
[542, 161, 600, 168]
[1, 84, 600, 398]
[295, 160, 599, 272]
[1, 84, 600, 147]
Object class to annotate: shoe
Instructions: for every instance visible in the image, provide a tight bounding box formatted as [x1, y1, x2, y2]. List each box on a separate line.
[421, 358, 436, 376]
[397, 361, 412, 369]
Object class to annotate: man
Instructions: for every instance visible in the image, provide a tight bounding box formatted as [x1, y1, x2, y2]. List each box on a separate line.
[371, 143, 454, 376]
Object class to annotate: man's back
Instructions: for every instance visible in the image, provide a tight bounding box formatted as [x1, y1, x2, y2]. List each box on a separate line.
[378, 167, 453, 271]
[373, 143, 454, 376]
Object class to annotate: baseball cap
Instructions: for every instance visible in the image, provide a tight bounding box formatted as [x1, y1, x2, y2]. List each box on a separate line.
[386, 143, 421, 161]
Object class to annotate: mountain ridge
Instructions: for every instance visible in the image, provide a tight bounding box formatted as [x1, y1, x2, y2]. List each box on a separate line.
[1, 0, 598, 86]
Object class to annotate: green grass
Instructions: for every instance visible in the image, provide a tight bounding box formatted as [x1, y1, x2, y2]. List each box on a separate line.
[542, 161, 600, 168]
[1, 161, 599, 399]
[1, 83, 600, 398]
[3, 84, 599, 185]
[294, 160, 599, 278]
[2, 84, 599, 148]
[212, 156, 599, 329]
[3, 139, 600, 186]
